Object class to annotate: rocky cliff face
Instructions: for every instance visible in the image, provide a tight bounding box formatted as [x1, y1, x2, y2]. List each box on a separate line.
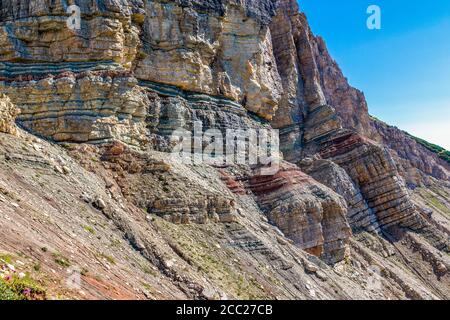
[0, 93, 19, 134]
[249, 162, 351, 264]
[0, 0, 449, 300]
[371, 119, 450, 184]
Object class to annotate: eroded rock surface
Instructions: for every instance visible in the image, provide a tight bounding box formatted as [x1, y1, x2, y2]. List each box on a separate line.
[0, 0, 449, 300]
[2, 70, 149, 144]
[249, 162, 351, 264]
[0, 93, 19, 135]
[299, 158, 376, 233]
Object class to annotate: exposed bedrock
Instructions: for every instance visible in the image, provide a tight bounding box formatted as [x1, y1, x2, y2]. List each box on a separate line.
[266, 0, 442, 241]
[0, 64, 268, 146]
[299, 158, 378, 233]
[312, 36, 374, 139]
[0, 0, 143, 64]
[371, 119, 450, 184]
[313, 29, 450, 184]
[309, 27, 449, 185]
[0, 0, 282, 120]
[248, 162, 352, 264]
[268, 0, 343, 162]
[0, 0, 284, 147]
[0, 0, 448, 272]
[268, 0, 449, 188]
[141, 79, 269, 138]
[0, 93, 19, 135]
[135, 0, 282, 120]
[1, 70, 149, 145]
[93, 142, 240, 225]
[311, 131, 424, 232]
[299, 131, 450, 257]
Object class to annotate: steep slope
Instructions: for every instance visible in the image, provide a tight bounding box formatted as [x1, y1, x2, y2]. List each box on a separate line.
[1, 0, 449, 300]
[302, 10, 450, 185]
[1, 95, 450, 300]
[268, 0, 447, 237]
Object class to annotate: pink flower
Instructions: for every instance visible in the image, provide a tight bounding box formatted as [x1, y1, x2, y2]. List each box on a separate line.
[23, 288, 32, 297]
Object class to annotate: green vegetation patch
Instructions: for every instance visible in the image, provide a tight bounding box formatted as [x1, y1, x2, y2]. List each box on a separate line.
[98, 253, 116, 265]
[52, 253, 71, 268]
[83, 225, 96, 235]
[0, 253, 13, 264]
[0, 273, 46, 300]
[417, 188, 450, 217]
[153, 218, 270, 299]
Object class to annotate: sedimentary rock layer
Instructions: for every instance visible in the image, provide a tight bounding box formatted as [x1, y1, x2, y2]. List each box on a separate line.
[1, 70, 149, 145]
[0, 93, 19, 135]
[371, 119, 450, 184]
[314, 131, 423, 231]
[0, 0, 283, 120]
[0, 0, 448, 274]
[299, 158, 377, 233]
[265, 0, 442, 241]
[248, 162, 351, 264]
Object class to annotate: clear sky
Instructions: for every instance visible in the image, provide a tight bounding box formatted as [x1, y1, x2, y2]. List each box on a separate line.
[299, 0, 450, 149]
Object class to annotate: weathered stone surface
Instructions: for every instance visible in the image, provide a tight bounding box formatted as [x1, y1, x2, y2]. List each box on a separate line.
[96, 142, 240, 225]
[135, 0, 282, 120]
[0, 93, 19, 135]
[268, 0, 306, 161]
[141, 80, 269, 139]
[371, 119, 450, 184]
[269, 0, 341, 161]
[0, 0, 142, 64]
[0, 0, 282, 120]
[267, 0, 444, 243]
[249, 162, 352, 264]
[2, 118, 449, 300]
[219, 169, 246, 195]
[1, 70, 149, 145]
[0, 0, 449, 300]
[312, 36, 374, 139]
[312, 131, 423, 231]
[300, 158, 377, 233]
[296, 6, 450, 185]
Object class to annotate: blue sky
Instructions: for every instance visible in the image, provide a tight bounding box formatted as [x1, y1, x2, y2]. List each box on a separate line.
[299, 0, 450, 149]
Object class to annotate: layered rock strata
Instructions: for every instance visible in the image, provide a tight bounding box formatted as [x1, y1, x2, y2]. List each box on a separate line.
[1, 69, 149, 145]
[96, 142, 239, 225]
[371, 119, 450, 184]
[0, 93, 19, 134]
[313, 131, 423, 231]
[299, 158, 377, 233]
[136, 0, 282, 119]
[0, 0, 448, 275]
[248, 162, 351, 264]
[0, 0, 283, 120]
[267, 0, 435, 239]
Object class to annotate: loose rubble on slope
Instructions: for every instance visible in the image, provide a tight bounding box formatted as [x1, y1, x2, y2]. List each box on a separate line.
[0, 0, 449, 300]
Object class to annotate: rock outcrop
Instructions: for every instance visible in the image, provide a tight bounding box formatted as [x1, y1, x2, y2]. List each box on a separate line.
[299, 158, 376, 233]
[136, 0, 282, 119]
[97, 142, 239, 224]
[371, 119, 450, 184]
[1, 70, 149, 144]
[0, 0, 449, 300]
[313, 131, 423, 231]
[249, 162, 351, 264]
[312, 37, 374, 139]
[0, 0, 142, 64]
[1, 0, 282, 121]
[266, 0, 428, 238]
[0, 93, 19, 135]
